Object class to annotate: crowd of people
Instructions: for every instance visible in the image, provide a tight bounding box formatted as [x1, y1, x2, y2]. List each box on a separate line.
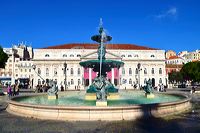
[7, 83, 20, 98]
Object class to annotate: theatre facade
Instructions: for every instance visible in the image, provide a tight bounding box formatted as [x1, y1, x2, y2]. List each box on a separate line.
[33, 43, 167, 90]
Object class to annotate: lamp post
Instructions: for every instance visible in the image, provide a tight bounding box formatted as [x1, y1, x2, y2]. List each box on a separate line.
[63, 62, 67, 91]
[137, 63, 142, 89]
[32, 64, 45, 85]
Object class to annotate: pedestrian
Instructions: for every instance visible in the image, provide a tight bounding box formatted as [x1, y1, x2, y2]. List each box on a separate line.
[61, 85, 64, 91]
[15, 83, 19, 95]
[7, 85, 12, 98]
[192, 86, 195, 94]
[12, 84, 16, 96]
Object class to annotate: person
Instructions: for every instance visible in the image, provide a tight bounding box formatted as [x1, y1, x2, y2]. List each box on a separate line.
[192, 86, 195, 94]
[15, 83, 19, 95]
[61, 85, 64, 91]
[12, 84, 16, 96]
[7, 85, 12, 98]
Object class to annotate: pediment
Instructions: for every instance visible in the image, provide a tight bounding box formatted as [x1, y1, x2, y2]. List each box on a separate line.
[81, 51, 121, 60]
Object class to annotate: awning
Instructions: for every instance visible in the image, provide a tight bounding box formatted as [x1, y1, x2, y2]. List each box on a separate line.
[0, 77, 11, 81]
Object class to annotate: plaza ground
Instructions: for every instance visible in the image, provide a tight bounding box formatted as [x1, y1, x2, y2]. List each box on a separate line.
[1, 89, 200, 133]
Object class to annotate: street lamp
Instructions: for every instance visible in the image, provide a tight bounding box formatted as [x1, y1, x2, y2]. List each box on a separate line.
[137, 63, 142, 89]
[63, 62, 67, 91]
[32, 64, 45, 84]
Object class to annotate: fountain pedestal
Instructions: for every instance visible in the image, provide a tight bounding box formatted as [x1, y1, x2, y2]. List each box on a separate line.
[48, 94, 58, 100]
[96, 101, 107, 106]
[145, 93, 155, 99]
[85, 93, 120, 100]
[85, 93, 96, 100]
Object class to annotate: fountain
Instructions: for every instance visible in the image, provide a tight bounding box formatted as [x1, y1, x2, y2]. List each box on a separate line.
[79, 19, 124, 106]
[6, 20, 191, 121]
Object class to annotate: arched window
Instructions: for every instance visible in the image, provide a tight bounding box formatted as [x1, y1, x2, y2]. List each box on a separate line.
[144, 78, 147, 84]
[128, 55, 132, 57]
[70, 68, 74, 75]
[151, 68, 154, 74]
[45, 54, 50, 57]
[70, 54, 74, 57]
[77, 68, 81, 75]
[121, 55, 125, 58]
[129, 78, 132, 84]
[134, 54, 139, 57]
[159, 68, 162, 74]
[78, 79, 81, 85]
[63, 54, 67, 57]
[159, 78, 162, 84]
[71, 79, 74, 85]
[129, 68, 132, 75]
[38, 79, 41, 85]
[77, 54, 81, 57]
[150, 55, 155, 57]
[144, 68, 147, 74]
[122, 67, 125, 75]
[135, 68, 138, 74]
[54, 68, 57, 76]
[46, 68, 49, 76]
[38, 68, 41, 75]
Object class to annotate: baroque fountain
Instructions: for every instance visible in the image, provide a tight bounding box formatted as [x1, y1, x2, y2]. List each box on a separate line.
[79, 20, 124, 106]
[6, 20, 191, 121]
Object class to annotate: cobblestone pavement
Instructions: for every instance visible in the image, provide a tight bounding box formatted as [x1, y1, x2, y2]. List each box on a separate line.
[0, 90, 200, 133]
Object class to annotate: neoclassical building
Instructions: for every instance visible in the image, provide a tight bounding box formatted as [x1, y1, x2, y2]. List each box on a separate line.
[33, 43, 167, 90]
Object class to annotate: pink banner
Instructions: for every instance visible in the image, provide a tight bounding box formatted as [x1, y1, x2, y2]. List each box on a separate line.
[84, 68, 89, 79]
[92, 70, 97, 80]
[114, 68, 119, 79]
[107, 71, 112, 80]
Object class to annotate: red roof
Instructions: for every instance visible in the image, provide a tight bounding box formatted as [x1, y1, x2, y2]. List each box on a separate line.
[168, 56, 180, 60]
[42, 43, 158, 50]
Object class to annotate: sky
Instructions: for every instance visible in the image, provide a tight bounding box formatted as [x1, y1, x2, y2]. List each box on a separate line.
[0, 0, 200, 53]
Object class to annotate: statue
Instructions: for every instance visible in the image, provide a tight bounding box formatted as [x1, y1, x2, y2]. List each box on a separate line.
[144, 79, 154, 94]
[92, 76, 108, 101]
[48, 80, 58, 96]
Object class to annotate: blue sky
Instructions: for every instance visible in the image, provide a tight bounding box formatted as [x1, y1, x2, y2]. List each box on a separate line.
[0, 0, 200, 52]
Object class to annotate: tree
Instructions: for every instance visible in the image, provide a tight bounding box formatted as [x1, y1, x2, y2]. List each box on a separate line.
[168, 71, 183, 83]
[181, 61, 200, 83]
[0, 46, 8, 68]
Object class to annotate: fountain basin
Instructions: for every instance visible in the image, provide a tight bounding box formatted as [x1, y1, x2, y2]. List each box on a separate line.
[6, 91, 191, 121]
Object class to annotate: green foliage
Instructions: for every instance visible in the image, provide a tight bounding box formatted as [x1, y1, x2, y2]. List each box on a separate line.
[168, 71, 183, 83]
[180, 61, 200, 82]
[0, 46, 9, 68]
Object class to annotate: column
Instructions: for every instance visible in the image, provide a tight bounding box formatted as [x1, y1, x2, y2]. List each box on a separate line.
[11, 49, 15, 84]
[111, 68, 114, 84]
[89, 68, 92, 85]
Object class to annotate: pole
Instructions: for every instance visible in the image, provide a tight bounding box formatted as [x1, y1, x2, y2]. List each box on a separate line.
[137, 63, 141, 90]
[64, 62, 67, 91]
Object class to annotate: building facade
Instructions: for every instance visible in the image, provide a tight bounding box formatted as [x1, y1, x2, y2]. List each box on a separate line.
[0, 43, 33, 87]
[33, 43, 167, 90]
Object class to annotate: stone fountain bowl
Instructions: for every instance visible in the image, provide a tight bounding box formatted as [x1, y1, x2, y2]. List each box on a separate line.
[6, 91, 191, 121]
[79, 59, 124, 72]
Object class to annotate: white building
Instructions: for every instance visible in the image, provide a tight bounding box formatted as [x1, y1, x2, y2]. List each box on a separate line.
[166, 56, 184, 65]
[0, 43, 33, 87]
[32, 43, 167, 90]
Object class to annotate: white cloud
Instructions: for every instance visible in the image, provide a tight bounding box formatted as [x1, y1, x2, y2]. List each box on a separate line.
[155, 7, 177, 19]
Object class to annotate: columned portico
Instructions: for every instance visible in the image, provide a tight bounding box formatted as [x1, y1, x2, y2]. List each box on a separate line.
[89, 68, 92, 85]
[111, 68, 114, 84]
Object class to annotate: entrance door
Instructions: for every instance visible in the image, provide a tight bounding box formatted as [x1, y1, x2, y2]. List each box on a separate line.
[152, 78, 155, 87]
[85, 79, 89, 86]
